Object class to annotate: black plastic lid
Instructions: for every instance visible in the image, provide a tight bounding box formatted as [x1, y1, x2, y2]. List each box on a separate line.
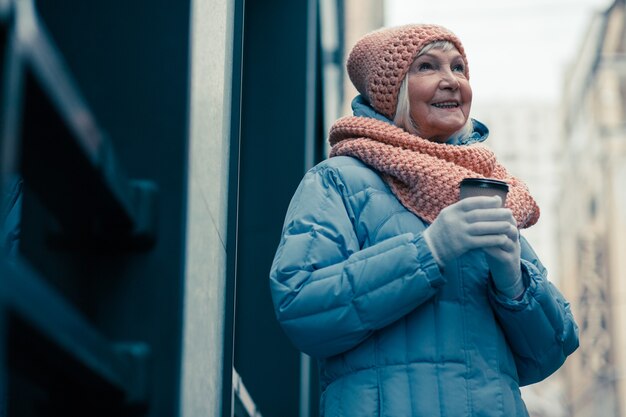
[459, 178, 509, 191]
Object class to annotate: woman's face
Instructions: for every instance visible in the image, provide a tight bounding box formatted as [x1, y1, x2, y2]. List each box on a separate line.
[407, 46, 472, 143]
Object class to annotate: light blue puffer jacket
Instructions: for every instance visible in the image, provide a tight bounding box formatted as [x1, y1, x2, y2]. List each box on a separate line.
[270, 155, 579, 417]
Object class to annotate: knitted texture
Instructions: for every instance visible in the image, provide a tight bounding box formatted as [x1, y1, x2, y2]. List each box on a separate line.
[347, 24, 468, 119]
[329, 116, 540, 228]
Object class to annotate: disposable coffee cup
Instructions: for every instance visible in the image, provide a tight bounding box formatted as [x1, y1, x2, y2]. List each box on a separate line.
[459, 178, 509, 206]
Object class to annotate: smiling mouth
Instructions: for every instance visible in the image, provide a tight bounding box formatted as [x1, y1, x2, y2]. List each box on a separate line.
[431, 101, 460, 109]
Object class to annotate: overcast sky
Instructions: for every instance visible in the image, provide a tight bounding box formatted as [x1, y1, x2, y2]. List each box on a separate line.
[384, 0, 613, 103]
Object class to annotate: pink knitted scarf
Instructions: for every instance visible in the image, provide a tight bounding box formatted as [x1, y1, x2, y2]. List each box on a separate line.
[329, 116, 540, 228]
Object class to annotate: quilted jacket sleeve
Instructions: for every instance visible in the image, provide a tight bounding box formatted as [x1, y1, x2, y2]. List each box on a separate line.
[270, 164, 444, 359]
[488, 237, 579, 386]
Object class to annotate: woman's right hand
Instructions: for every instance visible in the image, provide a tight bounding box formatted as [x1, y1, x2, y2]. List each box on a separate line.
[422, 196, 512, 268]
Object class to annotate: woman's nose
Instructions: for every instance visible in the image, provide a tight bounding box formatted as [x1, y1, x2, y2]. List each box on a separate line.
[439, 69, 459, 90]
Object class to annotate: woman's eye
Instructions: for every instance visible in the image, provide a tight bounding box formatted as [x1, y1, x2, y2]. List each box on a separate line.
[418, 62, 433, 71]
[452, 64, 465, 72]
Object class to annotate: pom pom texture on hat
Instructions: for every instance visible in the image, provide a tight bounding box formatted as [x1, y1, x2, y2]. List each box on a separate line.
[347, 24, 469, 119]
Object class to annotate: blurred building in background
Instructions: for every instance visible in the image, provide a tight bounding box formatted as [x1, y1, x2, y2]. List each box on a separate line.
[559, 0, 626, 416]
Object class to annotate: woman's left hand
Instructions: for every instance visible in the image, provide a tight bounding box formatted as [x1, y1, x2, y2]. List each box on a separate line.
[482, 207, 524, 299]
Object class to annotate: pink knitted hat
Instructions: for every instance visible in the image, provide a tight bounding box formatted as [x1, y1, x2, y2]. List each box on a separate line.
[347, 24, 469, 119]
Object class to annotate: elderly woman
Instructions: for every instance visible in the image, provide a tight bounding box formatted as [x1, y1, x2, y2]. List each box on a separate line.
[269, 24, 578, 416]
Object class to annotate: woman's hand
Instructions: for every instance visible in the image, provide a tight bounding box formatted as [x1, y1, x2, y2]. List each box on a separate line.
[423, 196, 524, 298]
[481, 208, 524, 299]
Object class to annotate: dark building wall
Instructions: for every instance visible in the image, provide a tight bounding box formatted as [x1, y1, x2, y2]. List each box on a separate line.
[234, 0, 325, 416]
[0, 0, 343, 415]
[1, 0, 193, 415]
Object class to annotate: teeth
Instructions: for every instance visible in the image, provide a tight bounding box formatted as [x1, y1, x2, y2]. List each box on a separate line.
[433, 102, 459, 108]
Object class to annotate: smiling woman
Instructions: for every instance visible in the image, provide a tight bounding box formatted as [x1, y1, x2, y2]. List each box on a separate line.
[398, 40, 473, 142]
[269, 23, 579, 417]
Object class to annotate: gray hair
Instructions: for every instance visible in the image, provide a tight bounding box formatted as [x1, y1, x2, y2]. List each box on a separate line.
[393, 40, 473, 142]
